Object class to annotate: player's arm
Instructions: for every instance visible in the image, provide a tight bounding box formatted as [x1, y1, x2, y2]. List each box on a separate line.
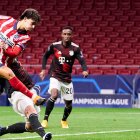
[3, 44, 23, 58]
[2, 34, 30, 58]
[39, 44, 54, 80]
[75, 47, 89, 77]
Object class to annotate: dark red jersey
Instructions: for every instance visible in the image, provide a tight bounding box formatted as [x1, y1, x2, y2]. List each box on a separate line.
[42, 41, 87, 83]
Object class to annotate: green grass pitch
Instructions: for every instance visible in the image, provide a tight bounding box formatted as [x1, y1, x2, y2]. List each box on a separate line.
[1, 107, 140, 140]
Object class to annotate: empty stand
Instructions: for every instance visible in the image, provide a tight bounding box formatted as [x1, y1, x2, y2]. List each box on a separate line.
[1, 0, 139, 75]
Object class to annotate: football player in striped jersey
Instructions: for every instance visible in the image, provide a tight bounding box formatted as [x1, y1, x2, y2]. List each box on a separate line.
[0, 8, 46, 106]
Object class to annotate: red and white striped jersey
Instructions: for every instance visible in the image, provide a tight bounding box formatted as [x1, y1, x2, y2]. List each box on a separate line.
[0, 15, 30, 65]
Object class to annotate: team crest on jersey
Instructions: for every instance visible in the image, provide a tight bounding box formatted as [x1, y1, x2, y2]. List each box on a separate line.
[69, 50, 74, 56]
[14, 33, 19, 39]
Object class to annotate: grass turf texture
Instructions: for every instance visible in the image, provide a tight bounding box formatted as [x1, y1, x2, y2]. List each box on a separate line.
[0, 107, 140, 140]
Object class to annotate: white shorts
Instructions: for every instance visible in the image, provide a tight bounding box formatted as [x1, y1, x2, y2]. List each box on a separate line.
[48, 77, 74, 100]
[8, 88, 40, 117]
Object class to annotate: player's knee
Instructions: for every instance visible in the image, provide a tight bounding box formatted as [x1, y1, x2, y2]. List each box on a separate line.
[25, 123, 34, 132]
[6, 70, 15, 79]
[65, 100, 72, 108]
[51, 89, 58, 100]
[25, 105, 37, 118]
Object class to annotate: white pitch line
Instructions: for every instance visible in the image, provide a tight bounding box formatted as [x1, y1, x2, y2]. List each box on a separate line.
[1, 129, 140, 140]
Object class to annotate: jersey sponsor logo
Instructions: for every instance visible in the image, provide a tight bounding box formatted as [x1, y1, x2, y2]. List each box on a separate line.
[69, 50, 74, 56]
[0, 32, 15, 47]
[59, 56, 65, 64]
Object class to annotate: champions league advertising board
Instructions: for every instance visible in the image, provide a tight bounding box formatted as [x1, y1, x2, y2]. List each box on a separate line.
[55, 94, 132, 108]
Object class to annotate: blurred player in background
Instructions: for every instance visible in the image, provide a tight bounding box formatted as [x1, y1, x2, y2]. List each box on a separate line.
[0, 8, 45, 105]
[0, 60, 52, 140]
[40, 26, 88, 128]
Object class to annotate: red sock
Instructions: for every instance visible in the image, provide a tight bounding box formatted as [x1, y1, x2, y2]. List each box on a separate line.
[9, 76, 33, 98]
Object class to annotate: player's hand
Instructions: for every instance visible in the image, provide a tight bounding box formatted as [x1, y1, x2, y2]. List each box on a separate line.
[0, 41, 8, 50]
[39, 70, 46, 80]
[82, 71, 88, 78]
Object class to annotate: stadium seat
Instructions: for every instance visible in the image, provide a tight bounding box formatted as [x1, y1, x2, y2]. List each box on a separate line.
[23, 53, 35, 59]
[102, 54, 115, 59]
[86, 59, 93, 65]
[26, 59, 40, 65]
[93, 59, 107, 65]
[120, 43, 132, 48]
[94, 32, 106, 37]
[107, 59, 121, 65]
[117, 69, 131, 75]
[95, 43, 105, 48]
[72, 10, 84, 16]
[85, 10, 97, 16]
[46, 11, 58, 16]
[0, 0, 8, 5]
[129, 54, 140, 59]
[103, 16, 115, 21]
[106, 32, 119, 38]
[120, 32, 133, 38]
[83, 21, 96, 27]
[107, 43, 118, 48]
[85, 49, 97, 54]
[77, 15, 89, 21]
[103, 69, 117, 75]
[75, 27, 87, 32]
[88, 27, 100, 32]
[96, 21, 109, 27]
[114, 27, 127, 32]
[98, 10, 110, 16]
[111, 10, 123, 16]
[98, 48, 111, 54]
[98, 37, 111, 43]
[121, 59, 134, 65]
[32, 48, 44, 54]
[116, 54, 129, 59]
[125, 37, 138, 43]
[50, 15, 63, 21]
[124, 48, 137, 54]
[54, 5, 66, 10]
[101, 27, 113, 32]
[90, 16, 102, 21]
[135, 59, 140, 65]
[123, 10, 136, 16]
[111, 48, 124, 54]
[122, 21, 134, 27]
[129, 68, 139, 74]
[112, 37, 125, 43]
[109, 21, 121, 27]
[90, 69, 103, 75]
[70, 21, 82, 27]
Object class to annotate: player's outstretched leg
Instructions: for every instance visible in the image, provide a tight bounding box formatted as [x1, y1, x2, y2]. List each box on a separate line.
[43, 132, 52, 140]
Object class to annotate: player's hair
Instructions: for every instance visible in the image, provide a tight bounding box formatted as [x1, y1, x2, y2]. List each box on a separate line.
[62, 26, 73, 32]
[20, 8, 40, 23]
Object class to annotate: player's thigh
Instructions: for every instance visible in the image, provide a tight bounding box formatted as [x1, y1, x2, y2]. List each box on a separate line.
[0, 66, 15, 79]
[60, 82, 74, 100]
[9, 91, 36, 116]
[48, 77, 61, 94]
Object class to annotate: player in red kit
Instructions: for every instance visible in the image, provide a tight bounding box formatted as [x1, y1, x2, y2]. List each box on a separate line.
[0, 8, 46, 105]
[40, 26, 88, 128]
